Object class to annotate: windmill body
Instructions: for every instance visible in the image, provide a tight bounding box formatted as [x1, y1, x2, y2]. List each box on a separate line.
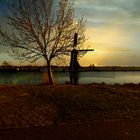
[69, 49, 80, 72]
[69, 33, 94, 84]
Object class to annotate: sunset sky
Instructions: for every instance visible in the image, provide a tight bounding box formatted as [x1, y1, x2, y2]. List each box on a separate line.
[0, 0, 140, 66]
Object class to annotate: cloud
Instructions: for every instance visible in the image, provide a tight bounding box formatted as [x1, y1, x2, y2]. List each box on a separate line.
[75, 0, 140, 25]
[93, 42, 131, 52]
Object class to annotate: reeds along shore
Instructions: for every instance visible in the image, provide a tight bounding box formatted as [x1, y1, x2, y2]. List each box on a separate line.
[0, 83, 140, 129]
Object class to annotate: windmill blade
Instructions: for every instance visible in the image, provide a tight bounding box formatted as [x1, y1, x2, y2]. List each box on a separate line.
[77, 49, 94, 52]
[65, 50, 71, 52]
[61, 49, 71, 52]
[73, 33, 78, 48]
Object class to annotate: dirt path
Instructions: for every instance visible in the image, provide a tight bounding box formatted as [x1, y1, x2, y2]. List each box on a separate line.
[0, 120, 140, 140]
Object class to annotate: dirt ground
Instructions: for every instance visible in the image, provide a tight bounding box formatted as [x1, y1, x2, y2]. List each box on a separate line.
[0, 83, 140, 139]
[0, 120, 140, 140]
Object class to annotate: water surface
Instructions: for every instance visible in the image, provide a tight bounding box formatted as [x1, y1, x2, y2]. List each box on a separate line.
[0, 71, 140, 84]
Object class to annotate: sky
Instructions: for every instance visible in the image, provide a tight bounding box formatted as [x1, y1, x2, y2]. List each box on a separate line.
[0, 0, 140, 66]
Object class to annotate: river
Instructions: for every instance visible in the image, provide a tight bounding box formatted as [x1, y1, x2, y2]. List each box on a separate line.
[0, 71, 140, 84]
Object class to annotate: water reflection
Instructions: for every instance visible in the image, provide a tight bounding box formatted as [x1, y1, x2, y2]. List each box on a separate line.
[69, 72, 79, 85]
[0, 71, 140, 84]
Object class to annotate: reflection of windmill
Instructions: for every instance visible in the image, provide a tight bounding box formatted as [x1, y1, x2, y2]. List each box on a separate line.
[69, 33, 94, 72]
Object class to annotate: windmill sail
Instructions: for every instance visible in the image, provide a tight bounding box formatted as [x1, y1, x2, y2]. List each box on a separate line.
[73, 33, 78, 48]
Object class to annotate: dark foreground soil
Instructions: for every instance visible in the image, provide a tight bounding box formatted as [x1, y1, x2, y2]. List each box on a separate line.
[0, 120, 140, 140]
[0, 83, 140, 139]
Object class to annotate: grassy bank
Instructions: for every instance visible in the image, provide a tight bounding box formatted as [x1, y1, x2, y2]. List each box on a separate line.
[0, 83, 140, 129]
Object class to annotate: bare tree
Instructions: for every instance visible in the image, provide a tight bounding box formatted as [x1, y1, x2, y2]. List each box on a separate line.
[0, 0, 86, 84]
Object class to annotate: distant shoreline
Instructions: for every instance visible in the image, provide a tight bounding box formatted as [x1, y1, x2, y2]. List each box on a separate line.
[0, 65, 140, 72]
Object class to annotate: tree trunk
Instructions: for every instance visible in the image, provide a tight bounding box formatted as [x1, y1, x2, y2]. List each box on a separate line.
[47, 60, 53, 85]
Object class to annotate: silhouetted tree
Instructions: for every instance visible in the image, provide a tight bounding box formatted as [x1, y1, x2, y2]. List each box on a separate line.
[2, 61, 11, 66]
[0, 0, 86, 84]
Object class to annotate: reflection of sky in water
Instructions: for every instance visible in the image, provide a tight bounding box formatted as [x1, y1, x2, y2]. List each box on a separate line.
[54, 72, 70, 84]
[0, 72, 43, 84]
[79, 71, 140, 84]
[0, 71, 140, 84]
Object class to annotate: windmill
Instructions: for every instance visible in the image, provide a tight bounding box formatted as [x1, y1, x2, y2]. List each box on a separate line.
[69, 33, 94, 72]
[68, 33, 94, 84]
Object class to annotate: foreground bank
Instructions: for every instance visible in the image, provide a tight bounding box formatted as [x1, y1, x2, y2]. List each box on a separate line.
[0, 83, 140, 129]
